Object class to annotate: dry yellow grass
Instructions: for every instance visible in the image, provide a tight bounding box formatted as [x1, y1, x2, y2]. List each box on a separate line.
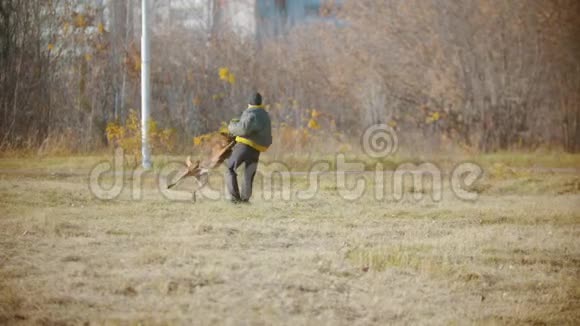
[0, 166, 579, 325]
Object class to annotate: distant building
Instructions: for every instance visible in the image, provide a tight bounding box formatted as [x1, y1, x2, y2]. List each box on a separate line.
[255, 0, 344, 40]
[149, 0, 343, 40]
[152, 0, 255, 37]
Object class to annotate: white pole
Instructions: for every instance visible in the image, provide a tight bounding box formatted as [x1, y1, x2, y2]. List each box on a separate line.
[141, 0, 152, 169]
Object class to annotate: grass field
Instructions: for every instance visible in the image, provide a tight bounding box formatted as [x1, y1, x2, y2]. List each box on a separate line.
[0, 154, 579, 325]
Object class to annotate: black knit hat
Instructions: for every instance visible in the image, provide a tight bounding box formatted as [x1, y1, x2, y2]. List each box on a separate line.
[250, 92, 262, 106]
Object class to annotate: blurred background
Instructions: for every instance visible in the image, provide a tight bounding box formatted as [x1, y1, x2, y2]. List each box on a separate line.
[0, 0, 579, 158]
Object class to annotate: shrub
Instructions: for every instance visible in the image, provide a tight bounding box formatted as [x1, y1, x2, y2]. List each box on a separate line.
[106, 109, 176, 165]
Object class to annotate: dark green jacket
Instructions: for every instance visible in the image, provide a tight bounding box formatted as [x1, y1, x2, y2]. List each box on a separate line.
[228, 105, 272, 152]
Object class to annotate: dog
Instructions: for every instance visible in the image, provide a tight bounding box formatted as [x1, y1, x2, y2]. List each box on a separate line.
[167, 133, 235, 194]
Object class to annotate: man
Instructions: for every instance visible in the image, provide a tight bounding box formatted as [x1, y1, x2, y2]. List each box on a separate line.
[226, 92, 272, 203]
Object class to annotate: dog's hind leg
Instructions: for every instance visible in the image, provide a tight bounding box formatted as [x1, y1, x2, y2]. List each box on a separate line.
[192, 172, 208, 203]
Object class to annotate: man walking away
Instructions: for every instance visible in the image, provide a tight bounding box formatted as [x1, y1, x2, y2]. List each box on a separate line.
[226, 92, 272, 203]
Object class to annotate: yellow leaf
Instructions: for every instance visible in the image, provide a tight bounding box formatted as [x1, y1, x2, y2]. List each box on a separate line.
[227, 73, 236, 84]
[98, 23, 105, 34]
[311, 109, 321, 118]
[85, 53, 93, 62]
[308, 118, 320, 129]
[75, 14, 88, 28]
[218, 67, 229, 81]
[426, 112, 440, 124]
[47, 43, 54, 51]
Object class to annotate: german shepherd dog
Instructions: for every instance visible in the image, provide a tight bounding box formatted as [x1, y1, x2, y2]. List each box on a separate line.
[167, 133, 235, 197]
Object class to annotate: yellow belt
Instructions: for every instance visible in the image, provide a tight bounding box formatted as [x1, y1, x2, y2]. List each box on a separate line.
[235, 136, 268, 152]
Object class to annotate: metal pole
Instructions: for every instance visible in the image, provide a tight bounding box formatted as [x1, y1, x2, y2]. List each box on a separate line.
[141, 0, 152, 169]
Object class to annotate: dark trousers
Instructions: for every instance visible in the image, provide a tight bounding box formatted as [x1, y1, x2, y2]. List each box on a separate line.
[226, 143, 260, 202]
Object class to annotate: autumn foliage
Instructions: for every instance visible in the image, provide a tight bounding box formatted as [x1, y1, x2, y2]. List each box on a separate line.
[106, 110, 176, 165]
[1, 0, 579, 156]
